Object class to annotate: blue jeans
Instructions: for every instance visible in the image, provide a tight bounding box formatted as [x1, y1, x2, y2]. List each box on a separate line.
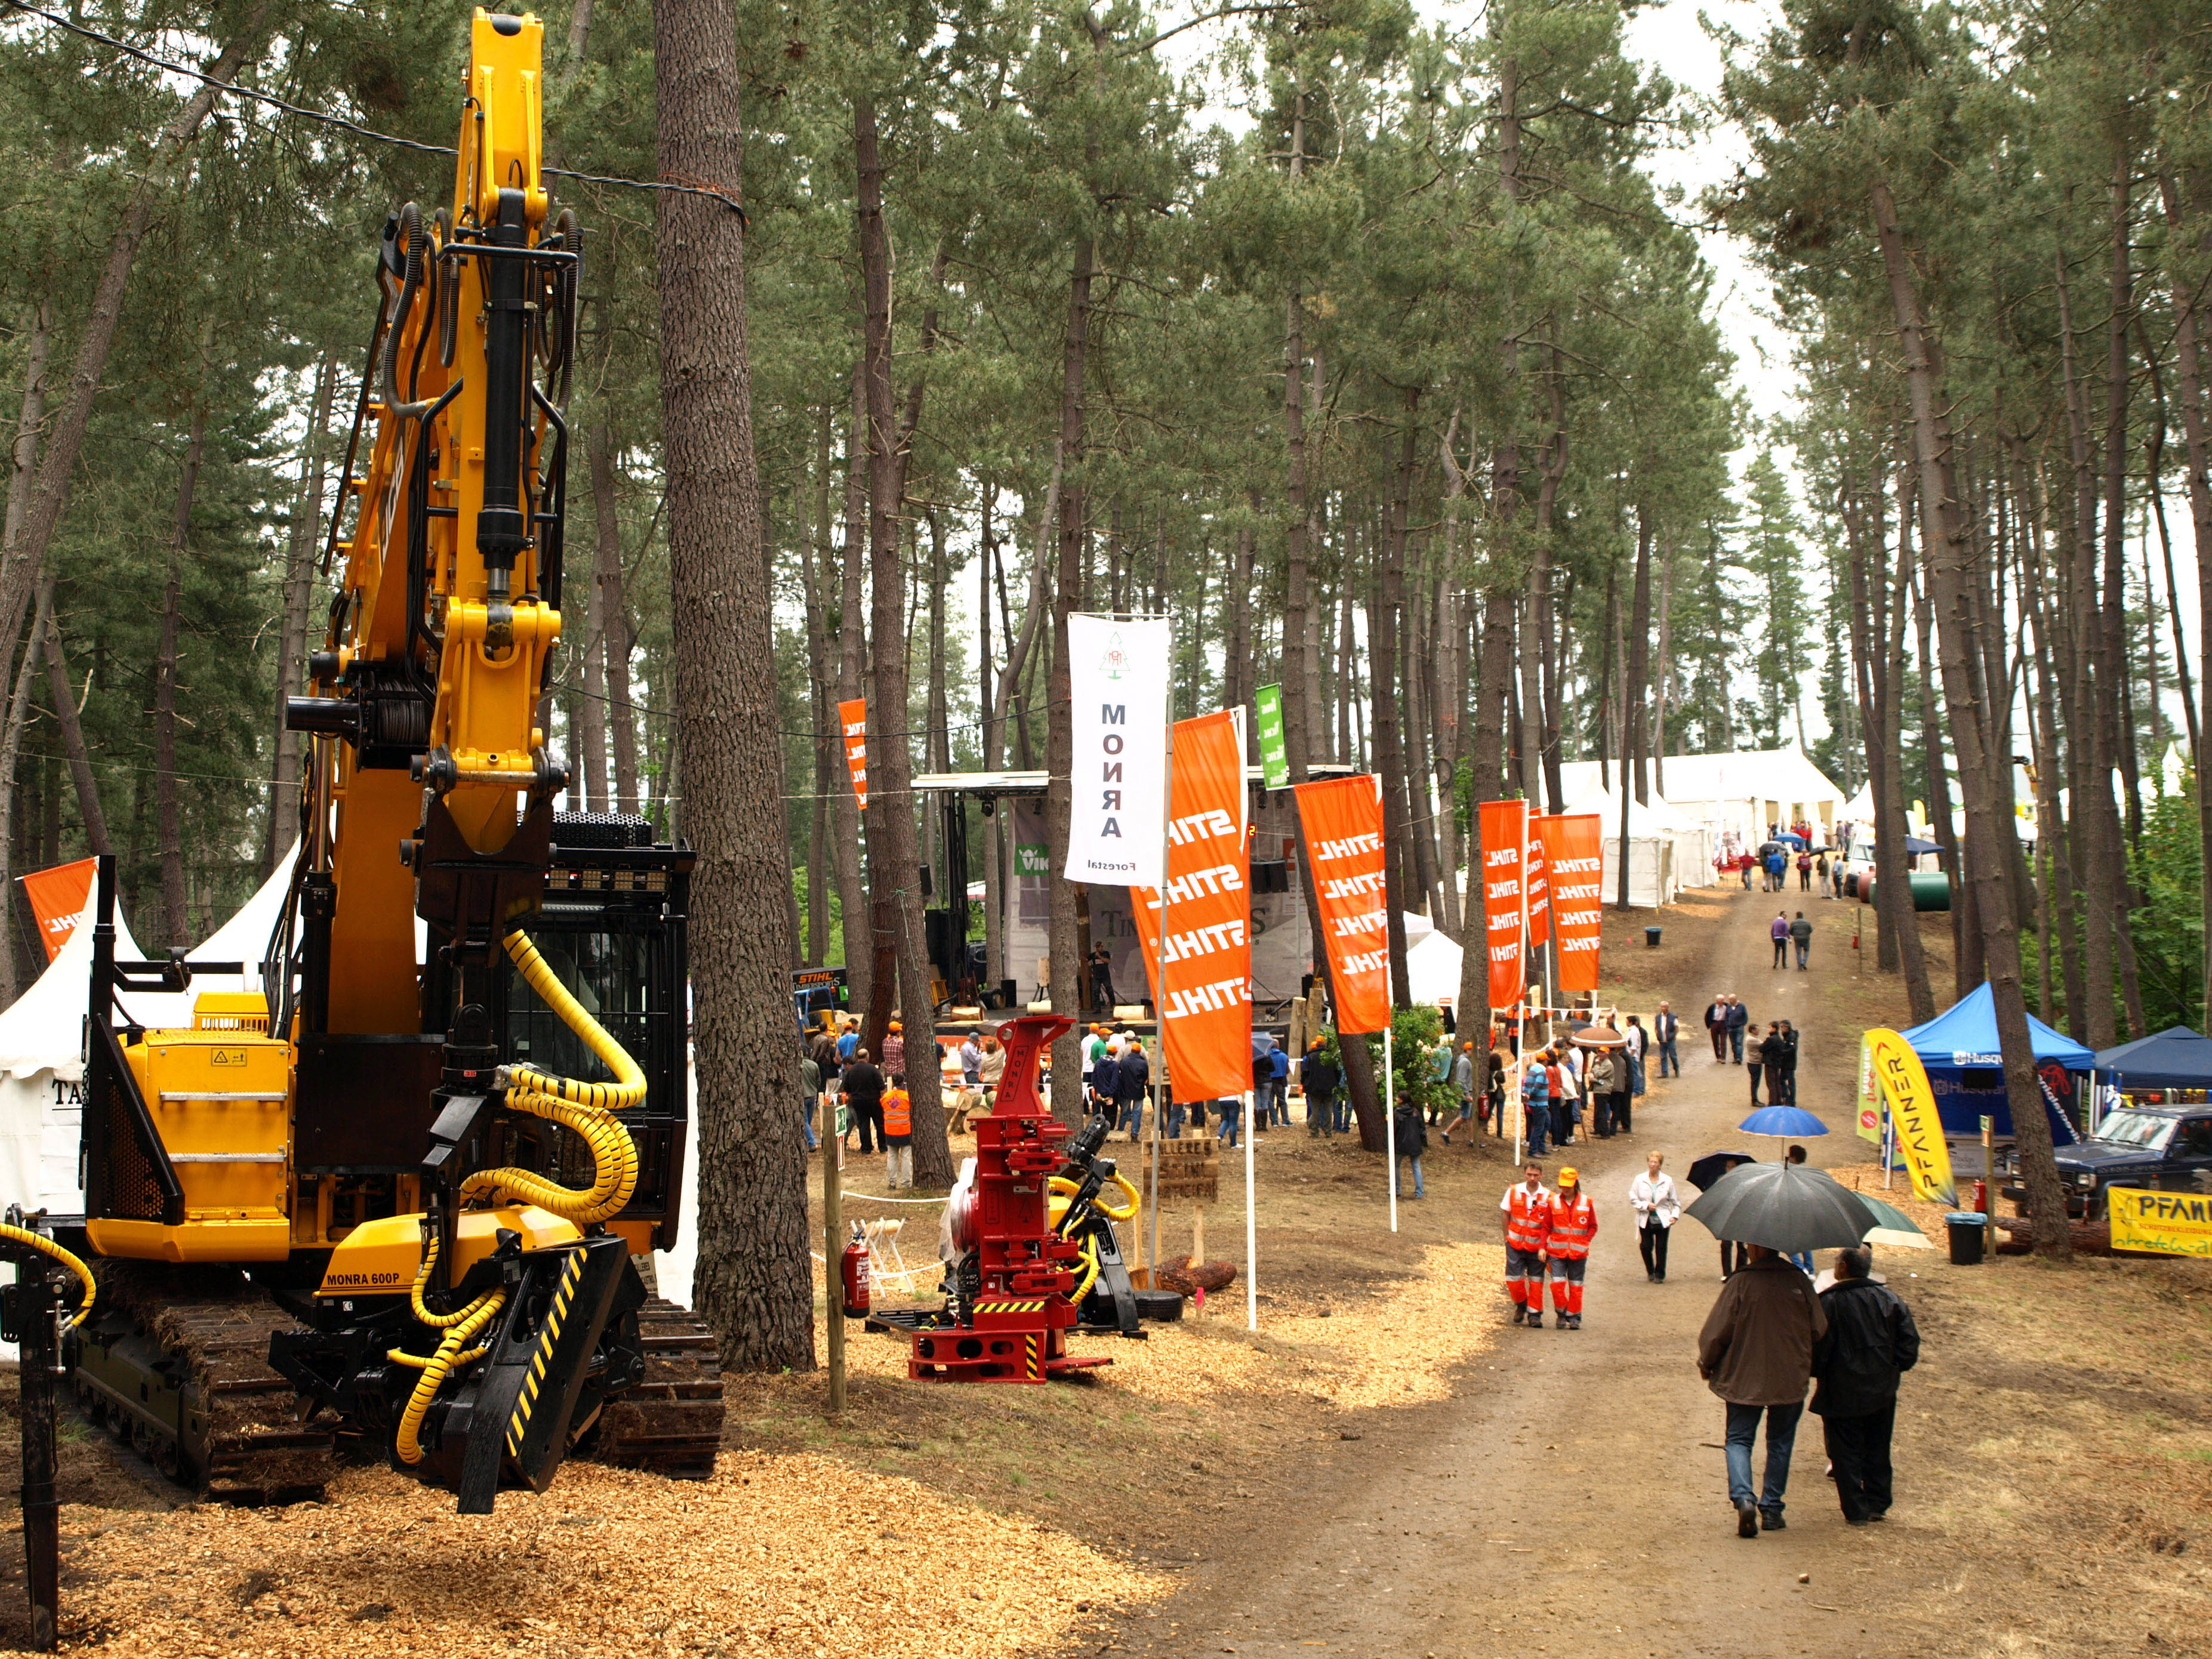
[1166, 1100, 1186, 1139]
[1217, 1100, 1241, 1146]
[1794, 940, 1809, 969]
[1724, 1401, 1804, 1516]
[1265, 1079, 1287, 1125]
[1524, 1100, 1549, 1155]
[1118, 1095, 1144, 1138]
[1628, 1054, 1646, 1096]
[1729, 1027, 1745, 1062]
[1395, 1154, 1423, 1197]
[1659, 1037, 1680, 1077]
[1335, 1097, 1352, 1133]
[803, 1098, 818, 1151]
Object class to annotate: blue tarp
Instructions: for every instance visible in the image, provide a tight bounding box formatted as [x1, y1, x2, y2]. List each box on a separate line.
[2094, 1026, 2212, 1091]
[1900, 983, 2096, 1068]
[1897, 984, 2090, 1143]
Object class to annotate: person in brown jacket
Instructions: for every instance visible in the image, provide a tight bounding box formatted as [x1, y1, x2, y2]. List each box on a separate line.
[1697, 1242, 1829, 1537]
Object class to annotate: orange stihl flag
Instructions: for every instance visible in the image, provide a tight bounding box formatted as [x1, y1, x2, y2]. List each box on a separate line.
[1526, 827, 1551, 948]
[1538, 813, 1604, 993]
[1293, 774, 1391, 1035]
[1130, 708, 1251, 1103]
[1478, 800, 1529, 1009]
[20, 856, 96, 963]
[838, 698, 869, 810]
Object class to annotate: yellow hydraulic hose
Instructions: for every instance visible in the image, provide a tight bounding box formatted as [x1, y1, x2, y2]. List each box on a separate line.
[391, 928, 648, 1461]
[390, 1287, 506, 1464]
[0, 1223, 95, 1325]
[457, 929, 644, 1225]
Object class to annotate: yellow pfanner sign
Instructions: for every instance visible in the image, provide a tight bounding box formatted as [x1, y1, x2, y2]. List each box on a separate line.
[2108, 1188, 2212, 1257]
[1865, 1028, 1958, 1207]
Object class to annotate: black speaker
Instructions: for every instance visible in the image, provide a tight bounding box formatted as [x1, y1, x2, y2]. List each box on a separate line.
[918, 864, 934, 898]
[1250, 859, 1289, 893]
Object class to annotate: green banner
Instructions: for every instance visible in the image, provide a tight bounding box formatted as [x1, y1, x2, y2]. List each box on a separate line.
[1254, 683, 1289, 790]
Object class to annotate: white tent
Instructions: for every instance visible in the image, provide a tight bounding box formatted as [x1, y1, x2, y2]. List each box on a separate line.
[0, 895, 201, 1220]
[1562, 783, 1696, 908]
[1559, 747, 1849, 850]
[1404, 929, 1463, 1005]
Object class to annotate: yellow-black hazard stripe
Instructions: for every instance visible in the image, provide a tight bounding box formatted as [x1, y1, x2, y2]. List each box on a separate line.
[973, 1299, 1048, 1313]
[1024, 1333, 1040, 1380]
[506, 1248, 586, 1457]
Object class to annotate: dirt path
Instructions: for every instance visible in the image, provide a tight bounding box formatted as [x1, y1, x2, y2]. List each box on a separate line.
[1103, 884, 1899, 1658]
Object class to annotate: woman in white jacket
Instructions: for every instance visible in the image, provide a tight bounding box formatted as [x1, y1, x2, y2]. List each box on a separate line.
[1628, 1150, 1681, 1282]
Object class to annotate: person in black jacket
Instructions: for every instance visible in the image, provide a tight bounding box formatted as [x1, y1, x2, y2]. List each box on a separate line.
[1392, 1094, 1427, 1198]
[1303, 1042, 1341, 1139]
[1810, 1247, 1922, 1524]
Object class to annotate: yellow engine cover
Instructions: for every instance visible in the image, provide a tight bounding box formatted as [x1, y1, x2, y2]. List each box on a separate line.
[87, 1031, 294, 1263]
[316, 1205, 581, 1298]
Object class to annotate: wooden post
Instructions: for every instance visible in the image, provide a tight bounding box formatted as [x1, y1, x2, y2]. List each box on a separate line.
[16, 1253, 59, 1650]
[824, 1124, 845, 1416]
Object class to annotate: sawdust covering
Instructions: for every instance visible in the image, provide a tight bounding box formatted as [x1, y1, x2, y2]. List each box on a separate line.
[857, 1241, 1507, 1410]
[51, 1453, 1162, 1658]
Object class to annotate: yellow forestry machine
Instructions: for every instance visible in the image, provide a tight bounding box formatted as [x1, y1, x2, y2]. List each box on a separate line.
[8, 13, 720, 1567]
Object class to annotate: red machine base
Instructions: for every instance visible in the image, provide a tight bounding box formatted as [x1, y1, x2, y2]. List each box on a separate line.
[908, 1327, 1111, 1383]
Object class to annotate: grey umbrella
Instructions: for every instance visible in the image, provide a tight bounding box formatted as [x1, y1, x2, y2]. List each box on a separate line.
[1682, 1161, 1884, 1254]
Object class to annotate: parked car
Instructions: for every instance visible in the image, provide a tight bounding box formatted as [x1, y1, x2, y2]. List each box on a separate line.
[2042, 1105, 2212, 1218]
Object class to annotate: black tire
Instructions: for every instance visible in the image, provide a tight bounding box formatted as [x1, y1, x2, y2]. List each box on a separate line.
[1133, 1288, 1185, 1323]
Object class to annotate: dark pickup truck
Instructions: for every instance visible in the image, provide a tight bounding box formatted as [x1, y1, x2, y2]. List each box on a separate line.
[2039, 1105, 2212, 1219]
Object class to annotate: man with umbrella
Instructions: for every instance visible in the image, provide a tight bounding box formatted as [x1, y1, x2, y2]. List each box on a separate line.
[1698, 1242, 1827, 1535]
[1689, 1158, 1887, 1536]
[1810, 1247, 1920, 1524]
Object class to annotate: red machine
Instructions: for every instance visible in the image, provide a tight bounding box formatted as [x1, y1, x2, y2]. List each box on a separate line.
[909, 1013, 1107, 1383]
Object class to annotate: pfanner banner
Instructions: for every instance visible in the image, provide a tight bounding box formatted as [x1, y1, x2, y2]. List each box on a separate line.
[1065, 613, 1170, 887]
[20, 856, 95, 962]
[2108, 1187, 2212, 1257]
[1130, 708, 1251, 1102]
[1865, 1028, 1958, 1207]
[837, 698, 869, 810]
[1477, 799, 1529, 1009]
[1292, 774, 1390, 1035]
[1538, 813, 1603, 994]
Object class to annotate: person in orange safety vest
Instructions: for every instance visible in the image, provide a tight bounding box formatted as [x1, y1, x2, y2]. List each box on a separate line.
[882, 1074, 914, 1191]
[1544, 1166, 1598, 1329]
[1499, 1161, 1552, 1328]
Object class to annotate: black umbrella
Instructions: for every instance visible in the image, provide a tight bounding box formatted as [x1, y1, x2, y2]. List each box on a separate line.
[1687, 1149, 1758, 1192]
[1684, 1162, 1884, 1254]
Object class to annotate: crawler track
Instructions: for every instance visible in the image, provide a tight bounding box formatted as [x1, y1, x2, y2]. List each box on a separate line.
[583, 1297, 725, 1479]
[69, 1263, 341, 1504]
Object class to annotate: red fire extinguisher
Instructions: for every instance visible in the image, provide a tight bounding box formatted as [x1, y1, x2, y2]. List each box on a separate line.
[839, 1221, 870, 1319]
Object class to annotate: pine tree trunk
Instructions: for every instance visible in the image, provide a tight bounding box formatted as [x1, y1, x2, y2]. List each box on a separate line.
[654, 0, 816, 1364]
[1871, 175, 2068, 1258]
[854, 98, 954, 1183]
[1374, 394, 1418, 1012]
[154, 403, 207, 949]
[39, 606, 107, 858]
[266, 354, 338, 870]
[2154, 169, 2212, 1031]
[0, 577, 53, 1002]
[1626, 502, 1653, 806]
[1045, 214, 1096, 1128]
[0, 22, 266, 686]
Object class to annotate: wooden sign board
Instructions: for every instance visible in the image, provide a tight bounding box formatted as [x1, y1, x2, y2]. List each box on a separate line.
[1136, 1136, 1220, 1205]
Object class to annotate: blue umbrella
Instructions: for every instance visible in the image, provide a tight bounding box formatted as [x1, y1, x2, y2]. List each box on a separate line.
[1740, 1106, 1829, 1137]
[1740, 1104, 1829, 1162]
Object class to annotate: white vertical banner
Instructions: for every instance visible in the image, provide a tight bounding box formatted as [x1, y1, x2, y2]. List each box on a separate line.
[1064, 613, 1172, 886]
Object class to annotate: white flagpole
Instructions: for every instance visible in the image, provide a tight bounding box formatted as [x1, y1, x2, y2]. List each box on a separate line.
[1149, 613, 1173, 1272]
[1385, 1021, 1398, 1232]
[1231, 703, 1256, 1333]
